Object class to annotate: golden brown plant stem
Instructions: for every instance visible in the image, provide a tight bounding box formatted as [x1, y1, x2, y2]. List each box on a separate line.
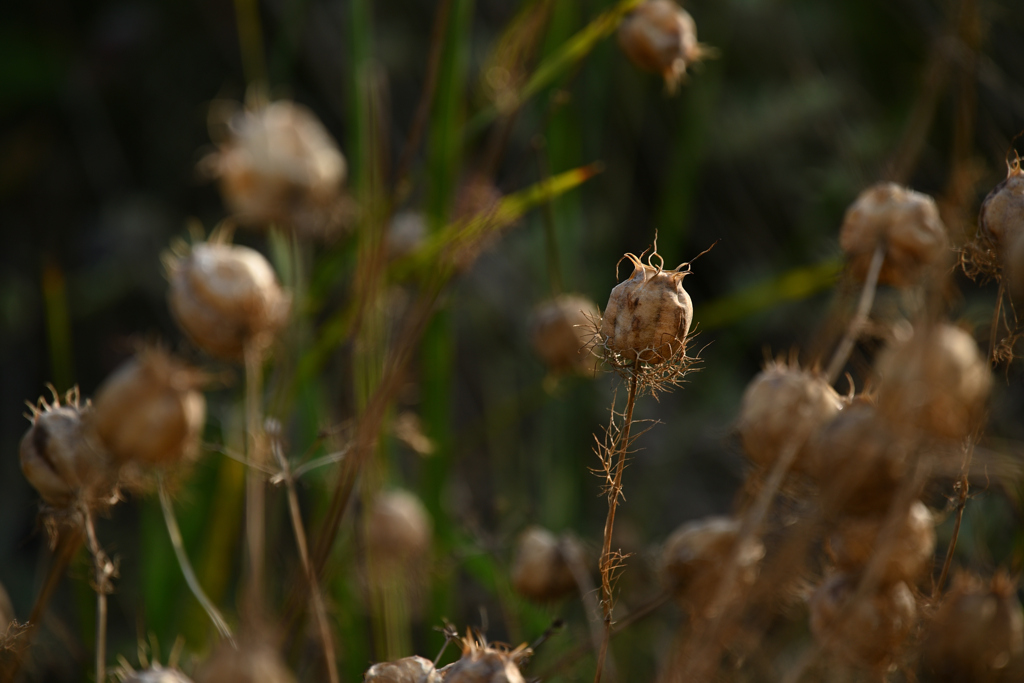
[244, 344, 267, 611]
[825, 243, 886, 385]
[594, 372, 639, 683]
[934, 443, 974, 597]
[82, 508, 107, 683]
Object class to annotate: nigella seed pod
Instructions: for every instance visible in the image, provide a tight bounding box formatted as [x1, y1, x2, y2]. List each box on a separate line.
[165, 239, 291, 359]
[979, 159, 1024, 252]
[364, 656, 441, 683]
[530, 295, 600, 375]
[123, 666, 195, 683]
[599, 252, 693, 365]
[618, 0, 710, 93]
[827, 501, 936, 585]
[839, 182, 950, 287]
[92, 349, 206, 468]
[366, 489, 432, 569]
[510, 526, 580, 603]
[440, 634, 528, 683]
[195, 641, 296, 683]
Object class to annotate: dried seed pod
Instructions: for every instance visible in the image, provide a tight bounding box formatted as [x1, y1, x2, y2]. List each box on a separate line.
[599, 253, 693, 365]
[839, 182, 950, 287]
[979, 160, 1024, 252]
[827, 501, 936, 585]
[510, 526, 579, 603]
[386, 211, 428, 261]
[441, 635, 528, 683]
[20, 389, 113, 507]
[875, 323, 991, 441]
[203, 100, 347, 238]
[618, 0, 709, 93]
[659, 516, 765, 618]
[737, 360, 842, 473]
[366, 489, 432, 568]
[165, 239, 291, 359]
[123, 666, 196, 683]
[530, 295, 600, 375]
[364, 656, 441, 683]
[810, 573, 917, 669]
[195, 641, 296, 683]
[92, 349, 206, 468]
[921, 572, 1024, 682]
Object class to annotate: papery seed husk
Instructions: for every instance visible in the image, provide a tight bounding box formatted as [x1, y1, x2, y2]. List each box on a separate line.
[364, 655, 441, 683]
[195, 642, 296, 683]
[442, 637, 527, 683]
[618, 1, 707, 92]
[510, 526, 578, 603]
[367, 489, 432, 568]
[827, 501, 936, 585]
[979, 164, 1024, 252]
[123, 666, 196, 683]
[530, 295, 600, 375]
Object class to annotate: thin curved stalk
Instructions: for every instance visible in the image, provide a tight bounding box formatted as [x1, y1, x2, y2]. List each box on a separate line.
[82, 508, 108, 683]
[244, 344, 267, 610]
[825, 243, 886, 385]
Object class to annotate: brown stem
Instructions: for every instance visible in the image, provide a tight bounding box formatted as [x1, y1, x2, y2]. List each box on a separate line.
[934, 443, 973, 597]
[825, 243, 886, 385]
[82, 508, 107, 683]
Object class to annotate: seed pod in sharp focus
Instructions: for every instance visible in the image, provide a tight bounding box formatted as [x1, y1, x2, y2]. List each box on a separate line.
[599, 252, 693, 365]
[122, 666, 196, 683]
[839, 182, 950, 287]
[827, 501, 936, 585]
[364, 656, 441, 683]
[979, 159, 1024, 253]
[440, 635, 528, 683]
[366, 489, 432, 569]
[737, 359, 842, 473]
[510, 526, 580, 603]
[618, 0, 710, 93]
[165, 238, 291, 360]
[530, 295, 600, 375]
[92, 349, 206, 469]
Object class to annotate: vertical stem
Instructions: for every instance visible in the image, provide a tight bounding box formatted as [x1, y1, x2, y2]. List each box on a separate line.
[934, 442, 973, 597]
[825, 243, 886, 385]
[244, 344, 266, 610]
[82, 508, 106, 683]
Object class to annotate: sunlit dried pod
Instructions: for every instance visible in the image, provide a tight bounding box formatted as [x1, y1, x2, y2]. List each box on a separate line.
[617, 0, 710, 93]
[599, 252, 693, 365]
[827, 501, 936, 585]
[92, 349, 206, 469]
[203, 99, 347, 238]
[530, 295, 600, 375]
[20, 388, 113, 507]
[510, 526, 579, 603]
[979, 159, 1024, 252]
[440, 634, 529, 683]
[810, 573, 916, 669]
[165, 239, 291, 359]
[364, 655, 441, 683]
[123, 666, 196, 683]
[737, 360, 842, 473]
[194, 641, 296, 683]
[366, 489, 432, 568]
[921, 572, 1024, 682]
[875, 323, 991, 441]
[659, 516, 765, 618]
[839, 182, 950, 287]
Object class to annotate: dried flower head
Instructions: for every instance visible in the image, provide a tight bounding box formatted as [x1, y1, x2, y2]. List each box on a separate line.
[659, 516, 765, 618]
[440, 633, 530, 683]
[875, 323, 991, 442]
[737, 359, 842, 473]
[194, 641, 295, 683]
[979, 157, 1024, 252]
[165, 236, 291, 359]
[827, 501, 936, 585]
[366, 489, 432, 569]
[510, 526, 579, 603]
[810, 573, 917, 669]
[202, 99, 347, 238]
[618, 0, 710, 93]
[839, 182, 950, 287]
[363, 655, 441, 683]
[122, 666, 195, 683]
[530, 295, 600, 375]
[92, 349, 206, 469]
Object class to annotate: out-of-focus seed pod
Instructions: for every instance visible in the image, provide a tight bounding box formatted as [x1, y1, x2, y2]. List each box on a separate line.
[875, 323, 991, 442]
[737, 360, 842, 473]
[364, 656, 441, 683]
[203, 100, 347, 238]
[827, 501, 936, 585]
[366, 489, 432, 569]
[599, 254, 693, 365]
[386, 211, 428, 261]
[510, 526, 579, 603]
[165, 240, 291, 359]
[659, 516, 765, 618]
[441, 636, 528, 683]
[979, 160, 1024, 252]
[921, 572, 1024, 683]
[123, 666, 196, 683]
[530, 295, 600, 375]
[92, 349, 206, 469]
[20, 390, 112, 507]
[195, 641, 296, 683]
[810, 573, 916, 669]
[839, 183, 949, 287]
[617, 0, 709, 93]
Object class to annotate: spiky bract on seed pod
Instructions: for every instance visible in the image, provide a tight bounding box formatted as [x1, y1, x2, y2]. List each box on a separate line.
[366, 489, 432, 568]
[20, 388, 114, 508]
[979, 159, 1024, 252]
[510, 526, 579, 603]
[203, 99, 347, 239]
[921, 572, 1024, 682]
[617, 0, 710, 93]
[659, 516, 765, 618]
[530, 295, 600, 375]
[122, 666, 195, 683]
[839, 182, 949, 287]
[440, 634, 529, 683]
[93, 349, 206, 469]
[194, 641, 296, 683]
[737, 360, 842, 473]
[875, 323, 991, 442]
[600, 252, 693, 366]
[810, 573, 916, 669]
[827, 501, 936, 585]
[165, 238, 291, 359]
[364, 655, 441, 683]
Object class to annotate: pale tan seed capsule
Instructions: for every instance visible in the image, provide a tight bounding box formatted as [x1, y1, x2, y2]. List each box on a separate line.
[827, 501, 936, 585]
[195, 642, 296, 683]
[737, 360, 842, 473]
[618, 0, 709, 93]
[366, 489, 432, 568]
[166, 240, 291, 359]
[364, 656, 441, 683]
[92, 349, 206, 468]
[839, 182, 950, 287]
[530, 295, 600, 375]
[600, 254, 692, 365]
[510, 526, 579, 603]
[659, 516, 765, 618]
[979, 161, 1024, 252]
[123, 666, 195, 683]
[440, 636, 528, 683]
[875, 323, 991, 441]
[810, 574, 916, 669]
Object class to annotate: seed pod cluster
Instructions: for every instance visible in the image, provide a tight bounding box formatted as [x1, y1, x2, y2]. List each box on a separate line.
[439, 635, 528, 683]
[618, 0, 709, 93]
[123, 666, 196, 683]
[364, 656, 441, 683]
[366, 489, 432, 569]
[839, 182, 950, 287]
[530, 295, 600, 375]
[827, 501, 936, 586]
[510, 526, 579, 603]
